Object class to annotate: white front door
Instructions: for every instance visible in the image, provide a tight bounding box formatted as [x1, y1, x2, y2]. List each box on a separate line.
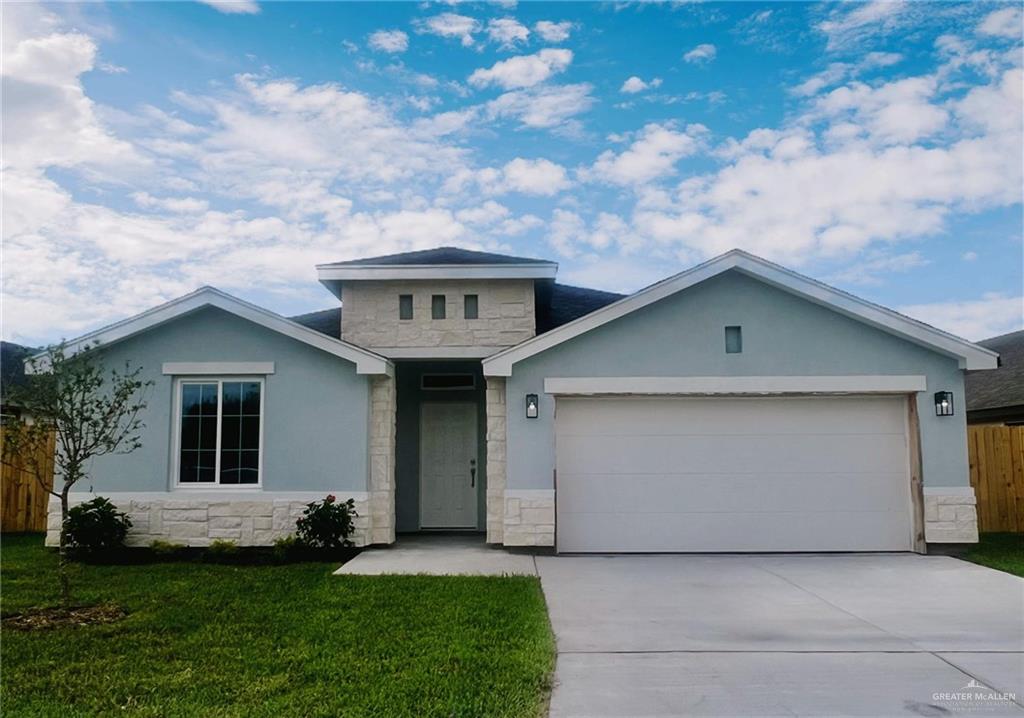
[420, 402, 478, 528]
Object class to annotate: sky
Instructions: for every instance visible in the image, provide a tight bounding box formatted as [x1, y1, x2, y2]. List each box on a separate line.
[2, 0, 1022, 347]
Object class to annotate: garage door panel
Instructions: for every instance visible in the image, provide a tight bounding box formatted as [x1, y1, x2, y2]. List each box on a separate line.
[557, 472, 912, 514]
[557, 510, 913, 553]
[555, 434, 908, 476]
[555, 396, 913, 553]
[556, 396, 907, 436]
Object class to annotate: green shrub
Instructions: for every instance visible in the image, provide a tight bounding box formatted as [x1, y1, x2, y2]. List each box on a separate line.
[295, 495, 357, 549]
[150, 539, 186, 556]
[271, 534, 301, 562]
[64, 497, 132, 553]
[208, 539, 239, 555]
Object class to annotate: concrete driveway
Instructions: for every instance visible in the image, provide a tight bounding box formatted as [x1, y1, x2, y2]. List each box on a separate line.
[537, 554, 1024, 717]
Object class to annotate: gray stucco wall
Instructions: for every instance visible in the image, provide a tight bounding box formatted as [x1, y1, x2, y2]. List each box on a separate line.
[506, 270, 968, 491]
[82, 307, 370, 493]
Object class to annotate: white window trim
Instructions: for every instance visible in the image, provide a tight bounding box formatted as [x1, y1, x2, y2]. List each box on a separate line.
[163, 362, 274, 375]
[171, 376, 265, 490]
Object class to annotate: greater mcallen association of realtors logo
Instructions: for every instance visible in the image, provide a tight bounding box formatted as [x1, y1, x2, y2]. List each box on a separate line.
[932, 678, 1018, 713]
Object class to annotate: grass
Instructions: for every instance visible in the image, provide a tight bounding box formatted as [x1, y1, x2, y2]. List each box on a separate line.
[0, 534, 555, 718]
[964, 532, 1024, 577]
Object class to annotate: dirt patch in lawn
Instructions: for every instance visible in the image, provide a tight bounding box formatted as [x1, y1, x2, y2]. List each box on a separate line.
[2, 603, 127, 631]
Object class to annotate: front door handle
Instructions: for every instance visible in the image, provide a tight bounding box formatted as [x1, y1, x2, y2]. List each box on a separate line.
[470, 459, 476, 487]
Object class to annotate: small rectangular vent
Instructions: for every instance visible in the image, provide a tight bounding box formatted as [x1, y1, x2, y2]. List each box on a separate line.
[725, 326, 743, 354]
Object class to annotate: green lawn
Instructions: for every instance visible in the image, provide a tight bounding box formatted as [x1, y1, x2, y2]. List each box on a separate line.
[964, 532, 1024, 577]
[0, 534, 555, 718]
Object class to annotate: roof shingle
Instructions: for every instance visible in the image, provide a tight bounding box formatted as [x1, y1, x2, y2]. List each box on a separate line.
[320, 246, 554, 267]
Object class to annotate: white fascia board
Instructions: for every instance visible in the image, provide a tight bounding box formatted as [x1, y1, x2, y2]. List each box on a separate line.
[482, 249, 998, 376]
[29, 287, 392, 377]
[543, 375, 929, 395]
[376, 346, 507, 359]
[316, 264, 558, 281]
[162, 362, 275, 375]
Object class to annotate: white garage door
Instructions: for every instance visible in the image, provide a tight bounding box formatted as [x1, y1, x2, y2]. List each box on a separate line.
[555, 396, 913, 552]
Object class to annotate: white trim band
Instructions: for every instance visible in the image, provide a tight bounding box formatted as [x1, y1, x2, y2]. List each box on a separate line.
[923, 486, 976, 496]
[543, 375, 929, 395]
[376, 346, 507, 359]
[163, 362, 275, 375]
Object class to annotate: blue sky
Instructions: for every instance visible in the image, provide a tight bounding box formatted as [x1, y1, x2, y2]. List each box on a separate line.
[3, 1, 1022, 345]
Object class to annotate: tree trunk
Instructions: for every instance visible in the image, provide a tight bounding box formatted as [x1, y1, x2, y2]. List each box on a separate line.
[58, 487, 71, 607]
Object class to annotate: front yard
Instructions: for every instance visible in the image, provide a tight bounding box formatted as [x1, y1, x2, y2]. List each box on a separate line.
[964, 532, 1024, 577]
[0, 535, 555, 717]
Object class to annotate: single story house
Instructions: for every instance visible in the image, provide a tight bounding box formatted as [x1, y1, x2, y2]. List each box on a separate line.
[966, 330, 1024, 425]
[41, 247, 998, 553]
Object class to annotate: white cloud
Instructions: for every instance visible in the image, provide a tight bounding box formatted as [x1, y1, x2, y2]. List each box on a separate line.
[791, 52, 903, 97]
[962, 251, 978, 261]
[414, 13, 480, 47]
[131, 192, 210, 214]
[469, 49, 572, 90]
[977, 6, 1022, 39]
[620, 76, 662, 94]
[813, 76, 948, 145]
[682, 43, 716, 64]
[197, 0, 260, 15]
[486, 17, 529, 48]
[499, 158, 570, 195]
[534, 20, 572, 43]
[585, 123, 704, 186]
[828, 251, 929, 285]
[816, 0, 908, 50]
[368, 29, 409, 53]
[899, 294, 1024, 341]
[485, 83, 594, 128]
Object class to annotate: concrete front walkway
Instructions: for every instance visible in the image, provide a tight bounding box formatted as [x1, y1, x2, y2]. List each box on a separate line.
[334, 534, 537, 576]
[538, 554, 1024, 717]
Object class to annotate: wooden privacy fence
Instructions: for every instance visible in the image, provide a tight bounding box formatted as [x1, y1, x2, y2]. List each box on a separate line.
[968, 425, 1024, 533]
[0, 427, 56, 533]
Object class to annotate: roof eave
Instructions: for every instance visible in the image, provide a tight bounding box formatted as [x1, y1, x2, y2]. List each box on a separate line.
[482, 249, 999, 376]
[27, 287, 393, 377]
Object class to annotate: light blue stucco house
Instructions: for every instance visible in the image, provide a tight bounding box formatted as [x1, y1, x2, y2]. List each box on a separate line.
[44, 247, 998, 553]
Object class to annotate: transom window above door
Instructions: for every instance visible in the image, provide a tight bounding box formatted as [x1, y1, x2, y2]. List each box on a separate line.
[175, 379, 263, 486]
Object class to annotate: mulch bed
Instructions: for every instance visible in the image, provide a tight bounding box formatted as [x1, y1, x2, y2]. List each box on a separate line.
[2, 603, 127, 631]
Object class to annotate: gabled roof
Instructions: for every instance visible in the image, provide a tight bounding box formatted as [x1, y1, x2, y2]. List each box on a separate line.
[319, 246, 555, 267]
[316, 246, 557, 297]
[966, 330, 1024, 412]
[31, 287, 391, 376]
[482, 249, 999, 376]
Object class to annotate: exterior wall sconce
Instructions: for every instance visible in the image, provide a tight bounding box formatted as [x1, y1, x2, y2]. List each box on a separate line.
[934, 391, 954, 417]
[525, 394, 539, 419]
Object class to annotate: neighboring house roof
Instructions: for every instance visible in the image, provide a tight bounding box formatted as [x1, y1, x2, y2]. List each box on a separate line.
[483, 249, 999, 376]
[1, 341, 35, 405]
[289, 307, 341, 339]
[319, 246, 555, 267]
[966, 330, 1024, 416]
[538, 283, 626, 334]
[33, 287, 391, 376]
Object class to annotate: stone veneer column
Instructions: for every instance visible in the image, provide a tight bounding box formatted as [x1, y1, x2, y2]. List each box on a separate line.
[367, 374, 397, 545]
[923, 488, 979, 543]
[485, 376, 506, 543]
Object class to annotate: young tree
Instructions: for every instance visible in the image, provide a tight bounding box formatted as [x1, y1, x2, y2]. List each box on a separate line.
[1, 343, 152, 605]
